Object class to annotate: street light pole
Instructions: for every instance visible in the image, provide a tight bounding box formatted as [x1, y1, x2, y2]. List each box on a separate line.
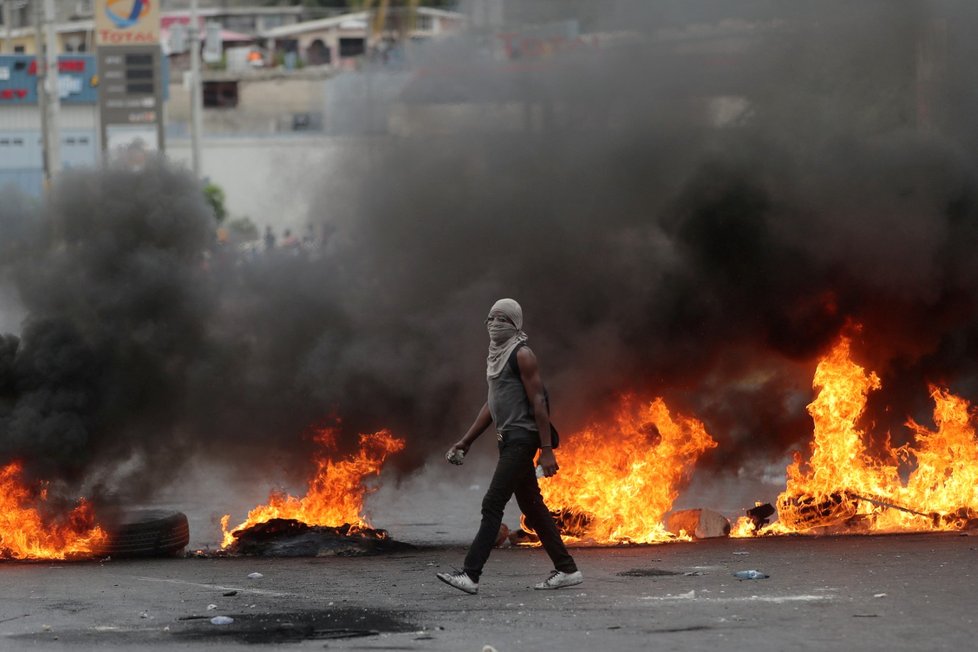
[42, 0, 59, 179]
[34, 0, 60, 184]
[3, 1, 13, 53]
[189, 0, 203, 178]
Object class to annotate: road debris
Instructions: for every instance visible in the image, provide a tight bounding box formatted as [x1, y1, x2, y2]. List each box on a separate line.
[746, 503, 776, 531]
[733, 570, 769, 580]
[665, 508, 731, 538]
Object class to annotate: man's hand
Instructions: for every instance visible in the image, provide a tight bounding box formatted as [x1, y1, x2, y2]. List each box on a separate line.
[445, 441, 469, 465]
[449, 403, 491, 465]
[537, 447, 558, 477]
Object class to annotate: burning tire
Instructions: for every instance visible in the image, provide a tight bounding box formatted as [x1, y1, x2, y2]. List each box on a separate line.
[776, 492, 859, 531]
[518, 508, 594, 541]
[97, 510, 190, 558]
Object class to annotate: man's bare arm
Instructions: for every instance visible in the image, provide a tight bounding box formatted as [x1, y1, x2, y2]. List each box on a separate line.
[517, 347, 559, 476]
[447, 402, 492, 459]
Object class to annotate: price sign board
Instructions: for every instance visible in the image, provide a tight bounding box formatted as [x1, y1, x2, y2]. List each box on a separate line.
[97, 45, 165, 155]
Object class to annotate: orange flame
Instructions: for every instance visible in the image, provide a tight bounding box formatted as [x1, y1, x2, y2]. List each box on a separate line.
[221, 428, 405, 548]
[536, 397, 717, 543]
[904, 387, 978, 520]
[0, 462, 107, 560]
[744, 335, 978, 535]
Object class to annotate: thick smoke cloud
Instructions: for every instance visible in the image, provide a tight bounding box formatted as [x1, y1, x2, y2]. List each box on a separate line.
[0, 166, 218, 496]
[2, 1, 978, 508]
[308, 0, 978, 466]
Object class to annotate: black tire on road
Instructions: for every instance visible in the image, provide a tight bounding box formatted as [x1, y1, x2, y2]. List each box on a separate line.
[97, 510, 190, 558]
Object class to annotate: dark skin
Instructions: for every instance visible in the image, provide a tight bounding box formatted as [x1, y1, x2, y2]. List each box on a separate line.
[447, 314, 559, 477]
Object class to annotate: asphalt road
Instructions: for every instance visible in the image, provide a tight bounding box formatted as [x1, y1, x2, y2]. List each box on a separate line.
[1, 532, 975, 651]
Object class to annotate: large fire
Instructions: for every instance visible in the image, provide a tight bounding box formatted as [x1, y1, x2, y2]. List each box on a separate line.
[0, 462, 107, 560]
[221, 428, 405, 548]
[533, 397, 717, 544]
[740, 336, 978, 535]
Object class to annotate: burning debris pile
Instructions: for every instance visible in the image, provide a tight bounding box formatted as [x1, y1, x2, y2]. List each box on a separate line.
[223, 519, 410, 558]
[219, 428, 409, 557]
[514, 398, 717, 545]
[0, 426, 408, 561]
[0, 462, 106, 560]
[735, 334, 978, 536]
[508, 331, 978, 546]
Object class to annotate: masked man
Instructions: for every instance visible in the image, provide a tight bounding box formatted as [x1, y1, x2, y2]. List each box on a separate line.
[436, 298, 582, 594]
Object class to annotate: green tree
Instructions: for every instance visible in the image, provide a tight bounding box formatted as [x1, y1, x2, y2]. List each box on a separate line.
[203, 182, 228, 223]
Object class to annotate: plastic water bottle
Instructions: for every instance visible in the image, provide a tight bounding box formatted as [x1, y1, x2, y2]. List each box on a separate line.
[535, 465, 546, 479]
[733, 570, 769, 580]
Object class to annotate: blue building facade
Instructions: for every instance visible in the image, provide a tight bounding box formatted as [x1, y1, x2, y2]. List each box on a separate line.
[0, 53, 168, 197]
[0, 54, 99, 196]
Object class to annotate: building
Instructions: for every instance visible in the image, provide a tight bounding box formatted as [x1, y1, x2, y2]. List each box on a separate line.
[0, 53, 99, 195]
[0, 18, 95, 55]
[258, 7, 465, 69]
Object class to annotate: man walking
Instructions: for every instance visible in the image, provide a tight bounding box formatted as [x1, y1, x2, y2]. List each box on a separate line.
[437, 298, 582, 594]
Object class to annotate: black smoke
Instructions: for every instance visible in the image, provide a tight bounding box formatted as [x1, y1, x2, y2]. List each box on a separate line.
[3, 1, 978, 507]
[307, 0, 978, 466]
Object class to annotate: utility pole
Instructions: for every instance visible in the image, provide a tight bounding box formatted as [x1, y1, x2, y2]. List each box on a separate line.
[3, 1, 13, 53]
[37, 0, 60, 182]
[189, 0, 203, 178]
[42, 0, 59, 175]
[35, 1, 46, 179]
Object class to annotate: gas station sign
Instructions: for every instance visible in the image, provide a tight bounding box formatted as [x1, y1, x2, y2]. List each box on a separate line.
[95, 0, 160, 46]
[95, 1, 164, 156]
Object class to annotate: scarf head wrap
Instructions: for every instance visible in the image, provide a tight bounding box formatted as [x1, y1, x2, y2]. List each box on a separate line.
[486, 298, 528, 379]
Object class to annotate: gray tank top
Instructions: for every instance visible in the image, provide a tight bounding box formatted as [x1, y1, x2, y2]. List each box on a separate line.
[487, 348, 538, 435]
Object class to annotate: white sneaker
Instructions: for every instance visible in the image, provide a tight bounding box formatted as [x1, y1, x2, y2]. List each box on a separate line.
[534, 570, 583, 590]
[436, 570, 479, 595]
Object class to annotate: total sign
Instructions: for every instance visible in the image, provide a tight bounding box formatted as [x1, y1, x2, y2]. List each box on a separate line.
[96, 0, 160, 46]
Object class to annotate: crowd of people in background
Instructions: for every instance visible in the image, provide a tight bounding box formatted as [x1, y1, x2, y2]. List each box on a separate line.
[207, 222, 335, 271]
[260, 223, 336, 254]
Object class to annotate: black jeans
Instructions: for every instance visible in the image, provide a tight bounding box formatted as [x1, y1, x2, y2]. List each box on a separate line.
[463, 433, 578, 582]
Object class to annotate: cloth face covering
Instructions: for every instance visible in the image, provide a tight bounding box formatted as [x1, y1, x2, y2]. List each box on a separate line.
[486, 298, 528, 379]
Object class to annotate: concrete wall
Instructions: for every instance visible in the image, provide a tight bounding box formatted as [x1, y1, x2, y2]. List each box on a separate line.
[0, 104, 99, 197]
[166, 74, 329, 134]
[165, 135, 361, 231]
